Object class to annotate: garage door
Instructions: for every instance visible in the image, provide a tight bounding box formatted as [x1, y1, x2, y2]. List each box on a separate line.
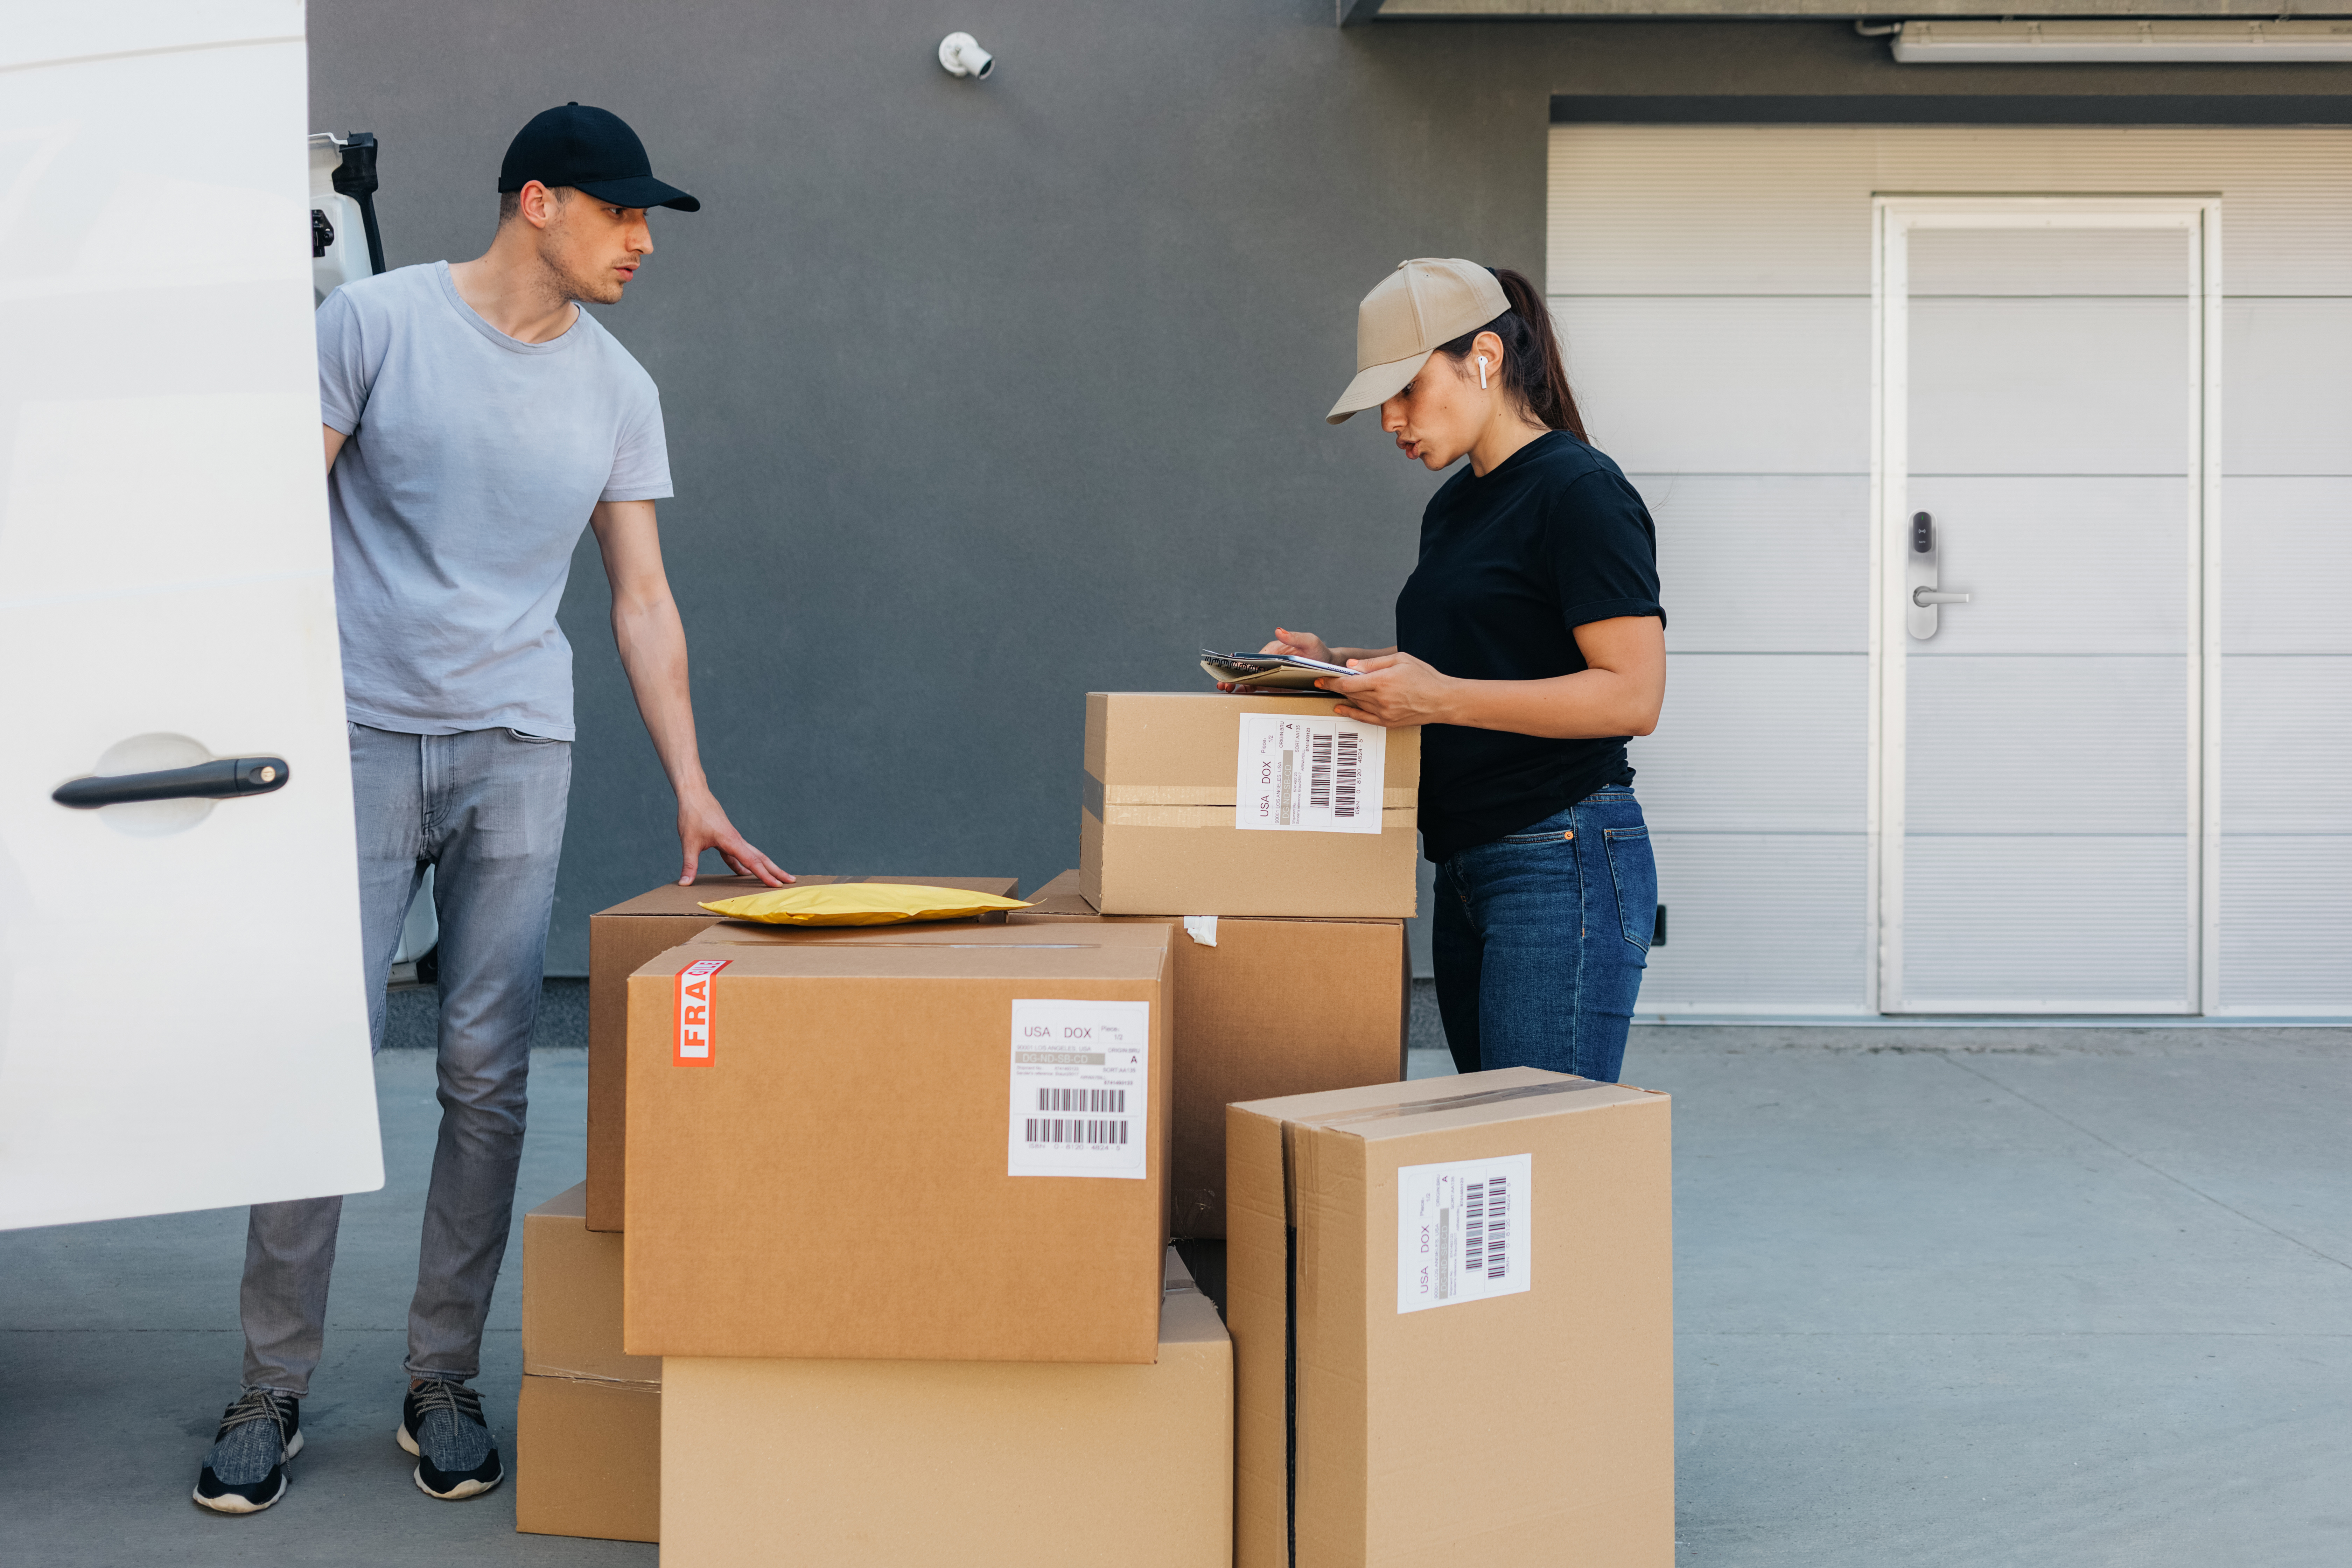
[1549, 125, 2352, 1019]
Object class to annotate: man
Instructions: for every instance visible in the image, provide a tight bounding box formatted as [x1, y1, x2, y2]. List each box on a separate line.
[192, 103, 787, 1514]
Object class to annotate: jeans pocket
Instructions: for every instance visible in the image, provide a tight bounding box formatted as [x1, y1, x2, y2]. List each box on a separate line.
[503, 728, 564, 746]
[1603, 825, 1657, 954]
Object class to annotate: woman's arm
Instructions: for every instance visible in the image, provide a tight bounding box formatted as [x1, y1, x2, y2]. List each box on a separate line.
[1317, 615, 1665, 737]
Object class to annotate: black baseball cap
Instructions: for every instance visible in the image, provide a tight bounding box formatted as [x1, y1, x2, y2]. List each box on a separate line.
[498, 102, 700, 213]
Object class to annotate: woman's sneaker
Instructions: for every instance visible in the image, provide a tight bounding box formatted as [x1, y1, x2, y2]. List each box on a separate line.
[192, 1387, 302, 1514]
[395, 1378, 504, 1500]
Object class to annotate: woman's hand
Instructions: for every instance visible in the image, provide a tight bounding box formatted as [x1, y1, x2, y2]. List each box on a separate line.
[1259, 627, 1333, 663]
[1216, 626, 1347, 692]
[1318, 651, 1459, 728]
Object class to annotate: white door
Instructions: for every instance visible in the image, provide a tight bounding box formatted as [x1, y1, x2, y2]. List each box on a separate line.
[1878, 198, 2215, 1013]
[0, 4, 384, 1227]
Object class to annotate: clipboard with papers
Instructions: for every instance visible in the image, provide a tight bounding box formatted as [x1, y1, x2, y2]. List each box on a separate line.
[1198, 648, 1355, 692]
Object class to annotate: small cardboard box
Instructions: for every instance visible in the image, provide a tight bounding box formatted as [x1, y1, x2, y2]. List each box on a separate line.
[1083, 692, 1420, 917]
[623, 922, 1176, 1362]
[660, 1248, 1231, 1568]
[585, 873, 1018, 1231]
[516, 1183, 661, 1544]
[1228, 1069, 1674, 1568]
[1012, 869, 1407, 1238]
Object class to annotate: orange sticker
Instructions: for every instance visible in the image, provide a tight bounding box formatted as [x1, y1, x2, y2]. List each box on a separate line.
[674, 958, 730, 1066]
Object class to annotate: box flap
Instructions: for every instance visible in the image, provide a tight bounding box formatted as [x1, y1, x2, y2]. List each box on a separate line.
[1085, 691, 1419, 797]
[635, 924, 1172, 983]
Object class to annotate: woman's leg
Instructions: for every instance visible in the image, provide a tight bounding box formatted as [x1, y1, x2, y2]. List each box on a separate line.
[1431, 858, 1485, 1076]
[1450, 789, 1654, 1083]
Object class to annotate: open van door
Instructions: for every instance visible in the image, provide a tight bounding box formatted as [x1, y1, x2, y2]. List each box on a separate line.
[0, 2, 385, 1227]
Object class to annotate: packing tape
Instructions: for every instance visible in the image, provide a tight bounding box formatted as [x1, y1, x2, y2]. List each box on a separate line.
[1083, 773, 1416, 819]
[1297, 1077, 1636, 1129]
[525, 1367, 663, 1392]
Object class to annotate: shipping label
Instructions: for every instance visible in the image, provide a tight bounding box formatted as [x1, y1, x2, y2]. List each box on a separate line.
[1234, 711, 1386, 835]
[673, 958, 730, 1067]
[1007, 998, 1150, 1179]
[1396, 1153, 1532, 1313]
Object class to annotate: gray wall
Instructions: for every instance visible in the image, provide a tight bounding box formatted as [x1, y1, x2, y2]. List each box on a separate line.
[308, 5, 2352, 974]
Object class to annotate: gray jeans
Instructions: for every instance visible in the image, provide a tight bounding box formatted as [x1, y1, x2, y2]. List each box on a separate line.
[239, 723, 570, 1395]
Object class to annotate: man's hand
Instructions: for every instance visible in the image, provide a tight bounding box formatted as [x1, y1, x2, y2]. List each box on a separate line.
[676, 788, 791, 887]
[1318, 652, 1457, 728]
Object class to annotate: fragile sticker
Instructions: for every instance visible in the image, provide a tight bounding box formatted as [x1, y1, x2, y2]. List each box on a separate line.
[1007, 998, 1150, 1179]
[1396, 1153, 1531, 1313]
[1234, 711, 1385, 835]
[673, 958, 729, 1067]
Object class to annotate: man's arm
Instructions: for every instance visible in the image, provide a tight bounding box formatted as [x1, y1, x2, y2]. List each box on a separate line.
[589, 498, 791, 887]
[324, 425, 346, 470]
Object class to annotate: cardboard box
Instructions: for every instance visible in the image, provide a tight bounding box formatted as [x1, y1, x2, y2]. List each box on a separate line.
[1084, 692, 1420, 917]
[585, 873, 1018, 1231]
[660, 1248, 1231, 1568]
[516, 1377, 660, 1545]
[624, 922, 1175, 1362]
[516, 1183, 661, 1543]
[1228, 1069, 1674, 1568]
[1012, 869, 1407, 1239]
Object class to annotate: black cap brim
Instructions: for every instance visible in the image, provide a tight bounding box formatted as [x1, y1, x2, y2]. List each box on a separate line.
[574, 174, 700, 213]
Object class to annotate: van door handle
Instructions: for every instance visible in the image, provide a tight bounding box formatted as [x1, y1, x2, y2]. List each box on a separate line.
[1912, 588, 1972, 606]
[52, 758, 290, 809]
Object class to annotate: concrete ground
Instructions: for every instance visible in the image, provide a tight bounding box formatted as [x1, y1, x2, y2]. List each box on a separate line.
[3, 983, 2346, 1565]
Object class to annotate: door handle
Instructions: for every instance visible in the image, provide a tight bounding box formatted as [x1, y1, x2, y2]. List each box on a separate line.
[1905, 512, 1971, 639]
[52, 757, 290, 810]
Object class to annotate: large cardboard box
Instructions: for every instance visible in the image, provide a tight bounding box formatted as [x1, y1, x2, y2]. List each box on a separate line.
[584, 873, 1018, 1230]
[1228, 1069, 1674, 1568]
[660, 1248, 1231, 1568]
[1084, 692, 1420, 917]
[516, 1183, 661, 1544]
[624, 922, 1175, 1362]
[1012, 869, 1407, 1238]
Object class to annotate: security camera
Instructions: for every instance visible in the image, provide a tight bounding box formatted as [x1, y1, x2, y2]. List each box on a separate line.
[938, 32, 994, 79]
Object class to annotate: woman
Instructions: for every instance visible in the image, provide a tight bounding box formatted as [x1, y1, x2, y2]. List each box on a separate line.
[1252, 258, 1664, 1084]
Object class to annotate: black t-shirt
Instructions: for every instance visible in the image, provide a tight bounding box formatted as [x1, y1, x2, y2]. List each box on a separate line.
[1394, 431, 1664, 864]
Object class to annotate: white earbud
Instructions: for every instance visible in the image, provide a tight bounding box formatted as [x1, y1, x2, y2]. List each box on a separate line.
[1476, 355, 1490, 389]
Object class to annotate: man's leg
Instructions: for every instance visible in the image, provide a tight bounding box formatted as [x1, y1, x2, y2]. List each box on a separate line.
[240, 724, 422, 1395]
[391, 728, 566, 1501]
[405, 727, 569, 1383]
[201, 727, 419, 1513]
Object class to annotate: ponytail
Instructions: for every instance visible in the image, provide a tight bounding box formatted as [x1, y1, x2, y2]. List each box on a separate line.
[1434, 266, 1587, 442]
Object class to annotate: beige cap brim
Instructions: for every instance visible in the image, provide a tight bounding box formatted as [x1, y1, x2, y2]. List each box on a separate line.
[1325, 351, 1432, 426]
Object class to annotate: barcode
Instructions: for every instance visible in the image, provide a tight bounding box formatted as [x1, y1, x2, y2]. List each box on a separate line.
[1334, 730, 1361, 818]
[1485, 1174, 1508, 1279]
[1464, 1180, 1486, 1280]
[1023, 1118, 1129, 1147]
[1037, 1087, 1126, 1114]
[1310, 732, 1333, 810]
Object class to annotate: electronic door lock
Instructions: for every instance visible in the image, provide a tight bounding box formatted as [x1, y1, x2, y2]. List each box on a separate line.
[1905, 512, 1970, 639]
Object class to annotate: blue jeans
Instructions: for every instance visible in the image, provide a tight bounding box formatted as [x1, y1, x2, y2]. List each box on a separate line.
[238, 724, 570, 1395]
[1432, 786, 1656, 1084]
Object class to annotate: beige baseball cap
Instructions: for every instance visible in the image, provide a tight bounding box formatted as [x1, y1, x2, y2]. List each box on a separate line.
[1325, 257, 1510, 425]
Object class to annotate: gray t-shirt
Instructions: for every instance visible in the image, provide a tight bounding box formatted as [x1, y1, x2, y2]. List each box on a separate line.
[318, 261, 672, 740]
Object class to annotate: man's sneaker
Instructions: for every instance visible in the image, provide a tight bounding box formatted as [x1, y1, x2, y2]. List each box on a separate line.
[192, 1387, 302, 1514]
[395, 1379, 503, 1500]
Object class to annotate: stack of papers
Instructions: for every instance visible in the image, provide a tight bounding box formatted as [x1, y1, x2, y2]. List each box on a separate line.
[1198, 648, 1354, 691]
